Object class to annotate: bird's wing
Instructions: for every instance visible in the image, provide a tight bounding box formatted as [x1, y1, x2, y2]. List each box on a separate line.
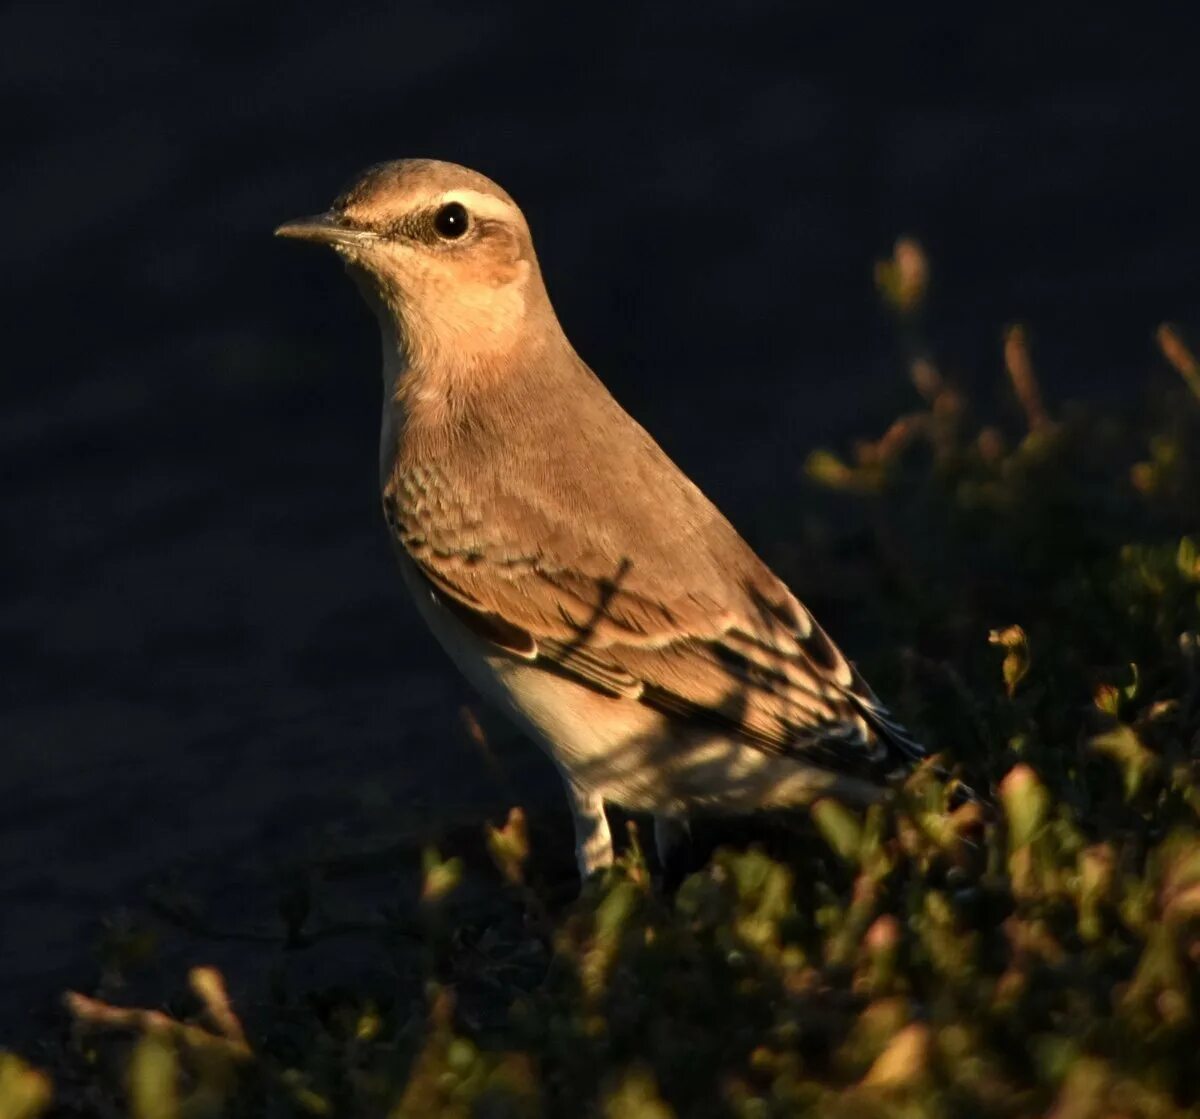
[394, 486, 924, 784]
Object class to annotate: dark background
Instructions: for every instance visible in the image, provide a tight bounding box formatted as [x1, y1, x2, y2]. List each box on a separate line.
[3, 2, 1198, 1043]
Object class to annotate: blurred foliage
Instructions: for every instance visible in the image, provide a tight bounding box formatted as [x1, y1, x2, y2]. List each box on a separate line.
[0, 1054, 52, 1119]
[25, 248, 1200, 1117]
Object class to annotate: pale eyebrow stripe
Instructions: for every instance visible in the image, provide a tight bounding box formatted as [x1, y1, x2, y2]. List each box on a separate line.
[439, 189, 520, 224]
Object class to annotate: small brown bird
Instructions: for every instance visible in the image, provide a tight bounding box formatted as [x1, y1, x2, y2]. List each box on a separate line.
[277, 159, 924, 879]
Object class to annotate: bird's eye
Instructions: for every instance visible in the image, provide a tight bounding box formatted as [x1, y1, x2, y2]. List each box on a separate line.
[432, 201, 469, 239]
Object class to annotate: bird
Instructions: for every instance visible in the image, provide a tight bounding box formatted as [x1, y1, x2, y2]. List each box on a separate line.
[276, 158, 927, 881]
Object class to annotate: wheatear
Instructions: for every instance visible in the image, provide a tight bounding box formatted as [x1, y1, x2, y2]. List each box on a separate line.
[277, 159, 925, 880]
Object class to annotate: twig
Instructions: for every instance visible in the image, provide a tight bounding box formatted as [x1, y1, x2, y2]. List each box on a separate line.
[1156, 323, 1200, 402]
[189, 967, 247, 1048]
[63, 991, 253, 1061]
[1003, 325, 1051, 432]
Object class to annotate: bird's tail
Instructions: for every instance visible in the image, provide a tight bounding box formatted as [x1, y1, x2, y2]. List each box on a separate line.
[853, 694, 981, 807]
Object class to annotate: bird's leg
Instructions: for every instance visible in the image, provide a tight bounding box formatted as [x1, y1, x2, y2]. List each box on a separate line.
[564, 780, 613, 879]
[653, 814, 692, 880]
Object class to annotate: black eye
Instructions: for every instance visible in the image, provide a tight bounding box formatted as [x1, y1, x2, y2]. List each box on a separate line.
[432, 201, 469, 239]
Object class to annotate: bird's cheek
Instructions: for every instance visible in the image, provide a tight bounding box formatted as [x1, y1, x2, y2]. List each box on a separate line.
[473, 229, 528, 289]
[485, 258, 525, 288]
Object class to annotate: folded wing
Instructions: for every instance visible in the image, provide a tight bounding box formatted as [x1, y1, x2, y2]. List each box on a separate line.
[401, 524, 925, 786]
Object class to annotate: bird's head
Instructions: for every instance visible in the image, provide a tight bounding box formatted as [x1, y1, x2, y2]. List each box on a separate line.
[277, 159, 556, 378]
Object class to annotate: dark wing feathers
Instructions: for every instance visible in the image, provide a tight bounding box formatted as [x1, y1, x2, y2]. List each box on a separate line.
[405, 549, 925, 785]
[537, 637, 644, 698]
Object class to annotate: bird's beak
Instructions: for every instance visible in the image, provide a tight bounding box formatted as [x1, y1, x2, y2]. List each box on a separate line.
[274, 213, 375, 249]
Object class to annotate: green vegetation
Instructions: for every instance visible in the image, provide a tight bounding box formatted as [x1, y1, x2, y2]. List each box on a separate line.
[5, 244, 1199, 1118]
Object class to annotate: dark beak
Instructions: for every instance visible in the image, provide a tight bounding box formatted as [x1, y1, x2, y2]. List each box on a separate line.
[274, 213, 375, 248]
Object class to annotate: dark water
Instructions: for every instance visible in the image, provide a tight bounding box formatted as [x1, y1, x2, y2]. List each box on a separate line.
[3, 1, 1199, 1044]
